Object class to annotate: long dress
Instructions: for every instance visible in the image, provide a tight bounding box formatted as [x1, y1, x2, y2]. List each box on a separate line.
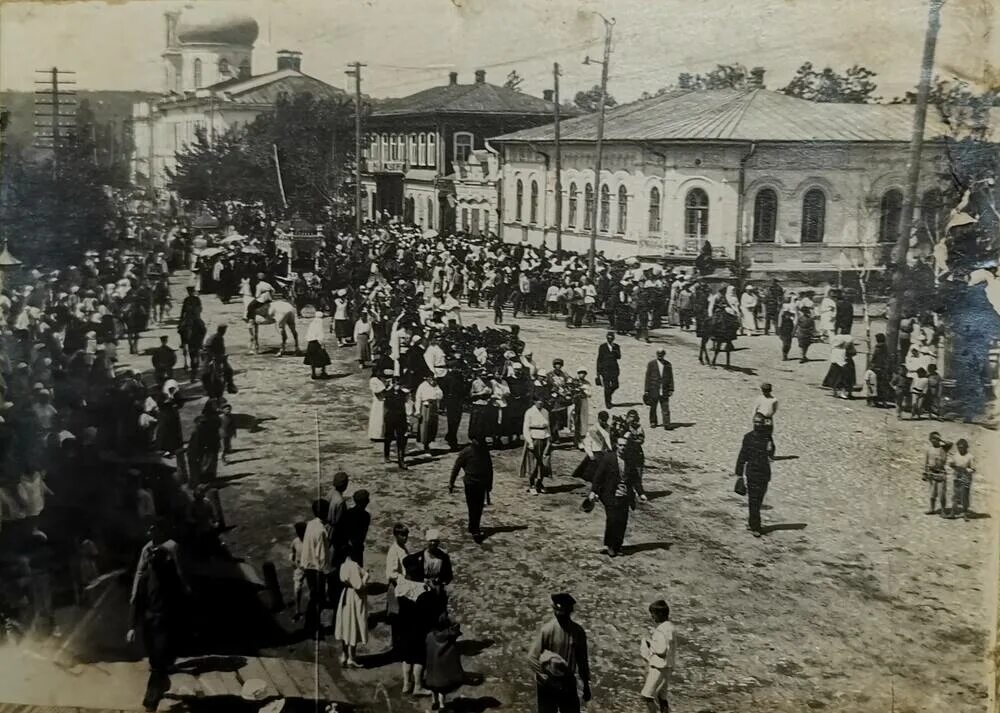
[334, 558, 369, 647]
[424, 623, 465, 695]
[354, 319, 372, 364]
[303, 315, 331, 368]
[368, 377, 386, 441]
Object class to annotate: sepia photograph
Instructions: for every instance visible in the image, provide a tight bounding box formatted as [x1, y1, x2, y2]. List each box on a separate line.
[0, 0, 999, 711]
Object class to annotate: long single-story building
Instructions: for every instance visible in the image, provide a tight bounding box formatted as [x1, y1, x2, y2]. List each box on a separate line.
[490, 87, 959, 276]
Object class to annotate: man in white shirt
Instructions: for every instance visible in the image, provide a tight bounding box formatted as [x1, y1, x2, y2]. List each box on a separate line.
[301, 498, 331, 634]
[640, 599, 676, 713]
[423, 336, 448, 378]
[523, 397, 551, 495]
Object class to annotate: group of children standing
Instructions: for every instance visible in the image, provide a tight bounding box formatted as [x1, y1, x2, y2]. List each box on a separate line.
[923, 431, 977, 519]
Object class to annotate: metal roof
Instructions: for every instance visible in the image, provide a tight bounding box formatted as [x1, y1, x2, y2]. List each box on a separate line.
[491, 88, 964, 144]
[373, 82, 573, 117]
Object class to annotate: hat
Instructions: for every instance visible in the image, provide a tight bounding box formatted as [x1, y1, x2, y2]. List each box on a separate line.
[551, 592, 576, 610]
[616, 437, 628, 446]
[382, 368, 395, 376]
[580, 496, 595, 513]
[503, 350, 516, 358]
[337, 288, 348, 296]
[577, 368, 587, 375]
[425, 528, 442, 541]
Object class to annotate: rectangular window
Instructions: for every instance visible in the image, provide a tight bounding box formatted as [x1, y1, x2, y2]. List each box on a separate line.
[471, 208, 480, 236]
[418, 134, 427, 166]
[462, 208, 470, 232]
[428, 134, 437, 167]
[484, 211, 490, 235]
[454, 132, 473, 164]
[409, 134, 418, 165]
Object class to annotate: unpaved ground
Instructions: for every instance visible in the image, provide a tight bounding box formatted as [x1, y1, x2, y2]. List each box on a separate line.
[121, 274, 997, 713]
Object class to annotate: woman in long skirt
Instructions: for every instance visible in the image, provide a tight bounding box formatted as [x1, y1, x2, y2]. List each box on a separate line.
[369, 371, 388, 441]
[334, 554, 369, 667]
[333, 289, 352, 346]
[354, 312, 372, 367]
[424, 614, 465, 711]
[303, 311, 331, 379]
[572, 369, 591, 448]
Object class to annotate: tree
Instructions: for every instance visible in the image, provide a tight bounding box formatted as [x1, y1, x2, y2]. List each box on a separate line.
[639, 64, 765, 99]
[573, 84, 617, 113]
[167, 91, 361, 222]
[0, 105, 115, 265]
[503, 70, 523, 92]
[780, 62, 879, 103]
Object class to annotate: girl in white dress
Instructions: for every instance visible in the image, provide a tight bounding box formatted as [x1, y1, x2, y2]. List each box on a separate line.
[369, 373, 387, 441]
[334, 554, 370, 667]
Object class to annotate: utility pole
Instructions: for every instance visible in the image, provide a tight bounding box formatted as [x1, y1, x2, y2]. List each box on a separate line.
[33, 67, 77, 175]
[886, 0, 943, 363]
[584, 15, 615, 278]
[553, 62, 563, 252]
[346, 61, 367, 237]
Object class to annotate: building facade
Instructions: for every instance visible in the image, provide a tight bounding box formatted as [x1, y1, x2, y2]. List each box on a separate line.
[361, 71, 575, 234]
[491, 88, 954, 275]
[131, 10, 344, 195]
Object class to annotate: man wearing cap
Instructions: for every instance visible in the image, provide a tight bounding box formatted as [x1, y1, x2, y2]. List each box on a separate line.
[528, 593, 592, 712]
[546, 359, 570, 440]
[449, 436, 494, 542]
[643, 349, 674, 429]
[595, 332, 621, 409]
[383, 374, 410, 469]
[735, 419, 773, 536]
[588, 437, 641, 556]
[151, 335, 177, 384]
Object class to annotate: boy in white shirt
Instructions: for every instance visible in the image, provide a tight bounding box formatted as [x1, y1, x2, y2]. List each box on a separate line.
[640, 599, 676, 712]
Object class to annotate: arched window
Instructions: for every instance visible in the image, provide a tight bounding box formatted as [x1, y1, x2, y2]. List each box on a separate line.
[879, 189, 904, 242]
[584, 184, 594, 230]
[752, 188, 778, 243]
[426, 197, 434, 228]
[218, 58, 230, 76]
[684, 188, 709, 239]
[600, 184, 611, 232]
[801, 188, 826, 243]
[530, 180, 539, 224]
[239, 59, 251, 78]
[427, 134, 437, 167]
[381, 134, 389, 164]
[515, 179, 524, 222]
[617, 185, 629, 233]
[648, 187, 661, 233]
[193, 58, 203, 88]
[418, 133, 427, 166]
[568, 183, 578, 227]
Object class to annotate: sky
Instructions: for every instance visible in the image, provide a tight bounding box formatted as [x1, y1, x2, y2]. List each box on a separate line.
[1, 0, 998, 101]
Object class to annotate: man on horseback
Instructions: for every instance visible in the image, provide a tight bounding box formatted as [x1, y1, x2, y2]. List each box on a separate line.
[244, 272, 274, 321]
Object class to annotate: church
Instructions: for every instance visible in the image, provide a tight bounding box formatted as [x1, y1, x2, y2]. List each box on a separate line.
[130, 9, 345, 196]
[490, 86, 958, 278]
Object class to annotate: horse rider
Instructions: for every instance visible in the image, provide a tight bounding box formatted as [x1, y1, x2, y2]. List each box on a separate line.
[245, 272, 274, 321]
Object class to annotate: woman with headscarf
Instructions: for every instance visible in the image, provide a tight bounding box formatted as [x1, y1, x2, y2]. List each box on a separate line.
[302, 311, 331, 380]
[818, 287, 837, 341]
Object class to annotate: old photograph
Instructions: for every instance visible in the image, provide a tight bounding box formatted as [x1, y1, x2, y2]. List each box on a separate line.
[0, 0, 999, 711]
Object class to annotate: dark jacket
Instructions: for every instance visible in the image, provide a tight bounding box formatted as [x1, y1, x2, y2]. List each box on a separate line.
[450, 444, 494, 490]
[735, 430, 771, 484]
[403, 549, 454, 587]
[590, 451, 641, 508]
[596, 342, 621, 377]
[643, 358, 674, 401]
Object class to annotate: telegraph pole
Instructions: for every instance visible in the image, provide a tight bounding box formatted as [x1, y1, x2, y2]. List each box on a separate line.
[585, 16, 614, 278]
[345, 61, 367, 237]
[553, 62, 563, 252]
[886, 0, 943, 363]
[33, 67, 77, 175]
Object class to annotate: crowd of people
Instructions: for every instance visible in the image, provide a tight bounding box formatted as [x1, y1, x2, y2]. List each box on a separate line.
[2, 208, 984, 713]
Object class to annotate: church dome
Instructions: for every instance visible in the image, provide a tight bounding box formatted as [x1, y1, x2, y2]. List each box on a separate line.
[176, 11, 259, 46]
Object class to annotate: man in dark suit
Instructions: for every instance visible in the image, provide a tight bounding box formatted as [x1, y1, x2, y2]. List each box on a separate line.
[587, 438, 641, 557]
[643, 348, 674, 429]
[595, 332, 621, 408]
[735, 418, 773, 537]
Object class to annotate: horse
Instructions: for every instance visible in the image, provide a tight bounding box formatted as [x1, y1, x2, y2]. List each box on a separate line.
[120, 299, 149, 355]
[245, 299, 300, 356]
[178, 313, 207, 379]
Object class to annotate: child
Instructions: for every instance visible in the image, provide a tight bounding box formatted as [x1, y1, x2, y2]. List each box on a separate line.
[925, 364, 941, 418]
[923, 431, 951, 517]
[289, 521, 307, 620]
[948, 438, 976, 520]
[864, 367, 879, 407]
[910, 367, 929, 419]
[890, 366, 911, 420]
[640, 599, 676, 713]
[220, 402, 236, 463]
[423, 613, 465, 712]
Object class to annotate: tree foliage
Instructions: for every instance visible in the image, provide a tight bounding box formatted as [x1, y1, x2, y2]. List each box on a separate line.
[0, 102, 115, 265]
[780, 62, 879, 103]
[573, 84, 617, 113]
[503, 70, 524, 92]
[167, 92, 361, 222]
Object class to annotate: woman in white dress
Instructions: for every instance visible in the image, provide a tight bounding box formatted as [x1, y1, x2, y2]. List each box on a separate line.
[739, 287, 759, 335]
[368, 372, 388, 441]
[334, 554, 369, 667]
[818, 287, 837, 341]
